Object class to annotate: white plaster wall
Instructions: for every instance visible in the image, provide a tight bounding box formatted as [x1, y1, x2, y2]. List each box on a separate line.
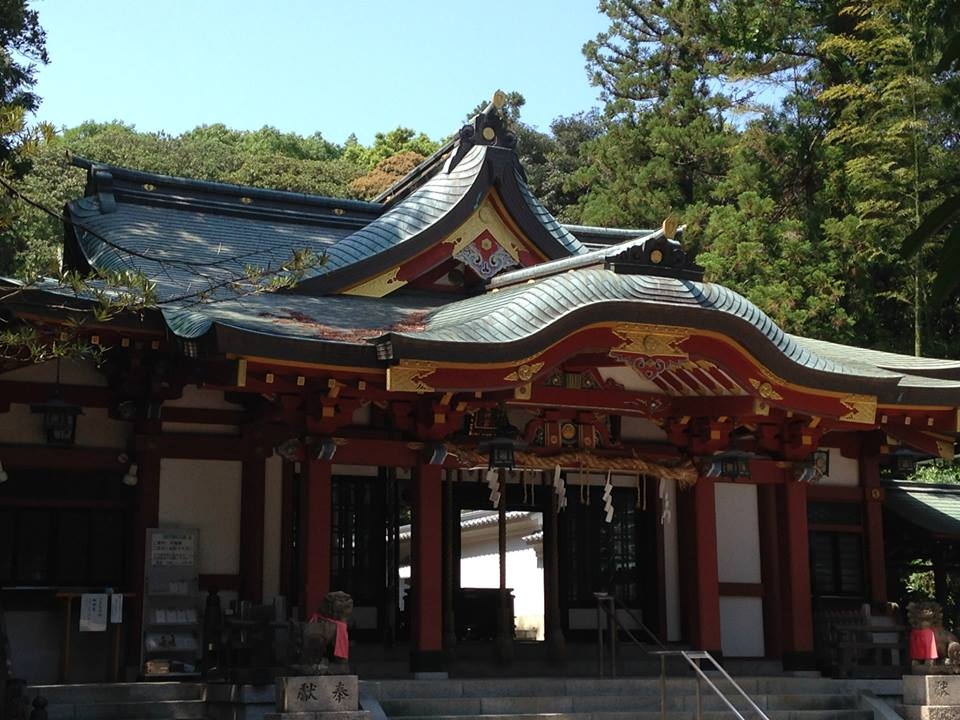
[597, 366, 662, 393]
[158, 458, 242, 576]
[720, 596, 765, 656]
[0, 403, 129, 448]
[0, 403, 51, 444]
[715, 483, 761, 583]
[164, 385, 243, 410]
[1, 358, 107, 385]
[619, 416, 670, 442]
[263, 455, 282, 603]
[332, 464, 378, 477]
[715, 483, 765, 657]
[351, 403, 371, 426]
[662, 478, 681, 642]
[818, 448, 859, 487]
[161, 422, 238, 435]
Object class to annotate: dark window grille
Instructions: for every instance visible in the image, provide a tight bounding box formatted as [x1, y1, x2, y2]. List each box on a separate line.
[809, 531, 864, 597]
[0, 507, 126, 588]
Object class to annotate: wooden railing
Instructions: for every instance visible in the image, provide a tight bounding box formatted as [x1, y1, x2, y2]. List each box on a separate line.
[831, 622, 909, 678]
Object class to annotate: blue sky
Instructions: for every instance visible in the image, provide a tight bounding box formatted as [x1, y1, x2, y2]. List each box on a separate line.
[30, 1, 611, 145]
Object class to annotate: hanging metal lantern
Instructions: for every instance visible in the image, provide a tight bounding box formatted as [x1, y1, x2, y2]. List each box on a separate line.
[31, 392, 83, 446]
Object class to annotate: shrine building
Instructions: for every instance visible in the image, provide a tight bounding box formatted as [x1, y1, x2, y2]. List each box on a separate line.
[2, 96, 960, 683]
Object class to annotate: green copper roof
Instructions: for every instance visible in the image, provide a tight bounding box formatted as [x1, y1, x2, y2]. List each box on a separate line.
[885, 482, 960, 537]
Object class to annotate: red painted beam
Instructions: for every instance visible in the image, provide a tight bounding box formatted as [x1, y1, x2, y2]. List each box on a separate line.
[0, 381, 112, 407]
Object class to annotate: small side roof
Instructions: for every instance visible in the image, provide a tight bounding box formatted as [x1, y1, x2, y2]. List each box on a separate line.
[884, 481, 960, 537]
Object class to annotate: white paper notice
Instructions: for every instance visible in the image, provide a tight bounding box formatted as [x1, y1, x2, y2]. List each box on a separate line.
[110, 594, 123, 624]
[79, 594, 108, 632]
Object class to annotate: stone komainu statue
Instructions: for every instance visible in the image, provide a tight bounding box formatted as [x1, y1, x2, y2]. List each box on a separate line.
[289, 591, 353, 675]
[908, 600, 960, 667]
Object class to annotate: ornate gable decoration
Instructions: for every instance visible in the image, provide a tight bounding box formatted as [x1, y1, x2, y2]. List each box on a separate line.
[453, 230, 519, 280]
[608, 324, 691, 380]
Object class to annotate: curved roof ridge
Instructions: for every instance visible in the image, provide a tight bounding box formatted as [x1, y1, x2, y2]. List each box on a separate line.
[513, 166, 586, 257]
[71, 155, 382, 215]
[384, 268, 916, 393]
[295, 144, 488, 283]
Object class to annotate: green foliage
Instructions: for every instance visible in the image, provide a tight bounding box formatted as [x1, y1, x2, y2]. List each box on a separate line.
[577, 0, 960, 355]
[907, 461, 960, 485]
[348, 150, 426, 200]
[341, 127, 439, 172]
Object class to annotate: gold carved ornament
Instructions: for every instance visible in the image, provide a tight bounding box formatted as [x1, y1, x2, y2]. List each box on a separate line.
[504, 361, 545, 383]
[386, 360, 437, 393]
[749, 378, 784, 401]
[610, 325, 690, 358]
[839, 394, 877, 424]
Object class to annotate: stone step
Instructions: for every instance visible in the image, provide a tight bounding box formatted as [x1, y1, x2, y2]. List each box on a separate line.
[388, 711, 875, 720]
[28, 682, 207, 704]
[379, 692, 859, 717]
[363, 676, 856, 700]
[43, 699, 207, 720]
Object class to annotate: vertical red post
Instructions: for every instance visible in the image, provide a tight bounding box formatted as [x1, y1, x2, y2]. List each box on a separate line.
[301, 459, 331, 618]
[411, 463, 444, 672]
[239, 452, 266, 603]
[692, 476, 722, 654]
[780, 481, 814, 666]
[129, 433, 161, 662]
[758, 484, 783, 658]
[860, 444, 887, 604]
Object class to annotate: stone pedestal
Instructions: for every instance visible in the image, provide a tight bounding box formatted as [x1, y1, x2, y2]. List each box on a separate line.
[265, 676, 370, 720]
[902, 674, 960, 720]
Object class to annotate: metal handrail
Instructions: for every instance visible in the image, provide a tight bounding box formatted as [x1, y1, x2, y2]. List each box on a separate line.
[595, 593, 770, 720]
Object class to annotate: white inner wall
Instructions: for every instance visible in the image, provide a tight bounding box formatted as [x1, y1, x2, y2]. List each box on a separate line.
[715, 482, 765, 656]
[818, 448, 859, 487]
[719, 596, 765, 656]
[0, 404, 129, 448]
[158, 458, 242, 576]
[715, 483, 761, 583]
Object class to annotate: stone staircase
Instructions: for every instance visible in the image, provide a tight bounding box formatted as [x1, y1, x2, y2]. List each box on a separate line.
[24, 674, 885, 720]
[361, 676, 878, 720]
[27, 681, 206, 720]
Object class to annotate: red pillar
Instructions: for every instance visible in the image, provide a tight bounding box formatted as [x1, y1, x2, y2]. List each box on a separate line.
[239, 452, 266, 603]
[780, 481, 814, 667]
[758, 484, 783, 659]
[860, 441, 887, 604]
[410, 463, 445, 672]
[690, 476, 722, 654]
[301, 459, 331, 618]
[129, 432, 161, 662]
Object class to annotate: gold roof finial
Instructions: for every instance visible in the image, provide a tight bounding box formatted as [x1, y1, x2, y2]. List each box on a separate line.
[492, 90, 507, 109]
[662, 214, 679, 240]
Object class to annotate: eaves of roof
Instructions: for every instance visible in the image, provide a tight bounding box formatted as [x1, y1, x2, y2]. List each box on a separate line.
[375, 269, 960, 406]
[883, 481, 960, 537]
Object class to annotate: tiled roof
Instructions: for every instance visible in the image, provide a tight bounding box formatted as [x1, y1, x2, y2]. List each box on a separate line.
[66, 144, 588, 300]
[884, 482, 960, 537]
[66, 161, 378, 302]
